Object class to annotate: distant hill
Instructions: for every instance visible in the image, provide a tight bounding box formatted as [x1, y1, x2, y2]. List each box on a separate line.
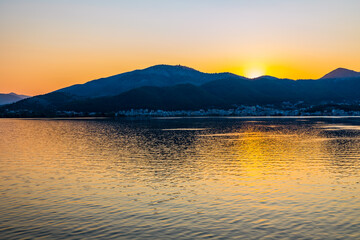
[57, 64, 243, 98]
[321, 68, 360, 79]
[0, 93, 30, 105]
[3, 65, 360, 114]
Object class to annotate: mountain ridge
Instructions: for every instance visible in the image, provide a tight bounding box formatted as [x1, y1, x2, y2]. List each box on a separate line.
[0, 93, 30, 105]
[56, 64, 245, 98]
[2, 65, 360, 114]
[320, 67, 360, 79]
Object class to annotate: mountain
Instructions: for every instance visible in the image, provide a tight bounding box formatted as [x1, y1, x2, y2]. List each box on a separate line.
[3, 65, 360, 115]
[64, 84, 227, 112]
[320, 68, 360, 79]
[0, 93, 30, 105]
[57, 64, 242, 98]
[62, 76, 360, 111]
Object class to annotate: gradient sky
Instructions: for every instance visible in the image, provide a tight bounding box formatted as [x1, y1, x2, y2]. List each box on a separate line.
[1, 0, 360, 95]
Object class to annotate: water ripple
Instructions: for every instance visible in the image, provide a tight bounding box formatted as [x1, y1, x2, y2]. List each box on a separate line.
[0, 117, 360, 239]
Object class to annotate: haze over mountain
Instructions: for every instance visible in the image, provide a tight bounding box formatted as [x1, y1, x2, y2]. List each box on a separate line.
[2, 65, 360, 115]
[0, 93, 30, 105]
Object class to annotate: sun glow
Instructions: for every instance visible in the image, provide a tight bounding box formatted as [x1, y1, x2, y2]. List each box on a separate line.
[245, 68, 265, 79]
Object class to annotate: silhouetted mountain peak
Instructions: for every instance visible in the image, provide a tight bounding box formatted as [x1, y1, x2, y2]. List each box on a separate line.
[138, 64, 202, 77]
[321, 68, 360, 79]
[56, 64, 244, 98]
[253, 75, 279, 80]
[144, 64, 199, 72]
[0, 92, 30, 105]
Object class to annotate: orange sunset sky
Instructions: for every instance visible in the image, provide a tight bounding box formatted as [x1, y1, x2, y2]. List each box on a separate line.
[1, 0, 360, 96]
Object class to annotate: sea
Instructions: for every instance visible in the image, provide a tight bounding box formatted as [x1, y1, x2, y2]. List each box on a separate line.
[0, 117, 359, 239]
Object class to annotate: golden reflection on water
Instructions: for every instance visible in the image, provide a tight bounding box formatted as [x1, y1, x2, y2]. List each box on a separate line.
[0, 118, 360, 239]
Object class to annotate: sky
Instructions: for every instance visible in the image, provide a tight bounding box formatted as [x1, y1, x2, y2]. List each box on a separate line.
[1, 0, 360, 96]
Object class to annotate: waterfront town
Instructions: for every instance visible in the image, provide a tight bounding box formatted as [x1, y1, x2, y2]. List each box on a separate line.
[114, 104, 360, 117]
[2, 101, 360, 118]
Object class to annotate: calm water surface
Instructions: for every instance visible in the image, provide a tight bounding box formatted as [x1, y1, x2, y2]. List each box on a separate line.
[0, 117, 360, 239]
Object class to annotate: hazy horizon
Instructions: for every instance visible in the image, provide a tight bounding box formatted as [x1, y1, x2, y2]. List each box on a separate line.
[1, 64, 359, 97]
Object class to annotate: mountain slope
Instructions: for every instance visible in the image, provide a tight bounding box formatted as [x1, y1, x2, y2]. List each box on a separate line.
[7, 76, 360, 114]
[57, 64, 243, 98]
[64, 84, 227, 112]
[3, 66, 360, 114]
[320, 68, 360, 79]
[6, 92, 82, 112]
[0, 93, 30, 105]
[202, 77, 300, 105]
[65, 76, 360, 112]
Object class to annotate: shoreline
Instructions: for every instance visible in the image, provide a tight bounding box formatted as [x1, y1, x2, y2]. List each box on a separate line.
[2, 115, 360, 120]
